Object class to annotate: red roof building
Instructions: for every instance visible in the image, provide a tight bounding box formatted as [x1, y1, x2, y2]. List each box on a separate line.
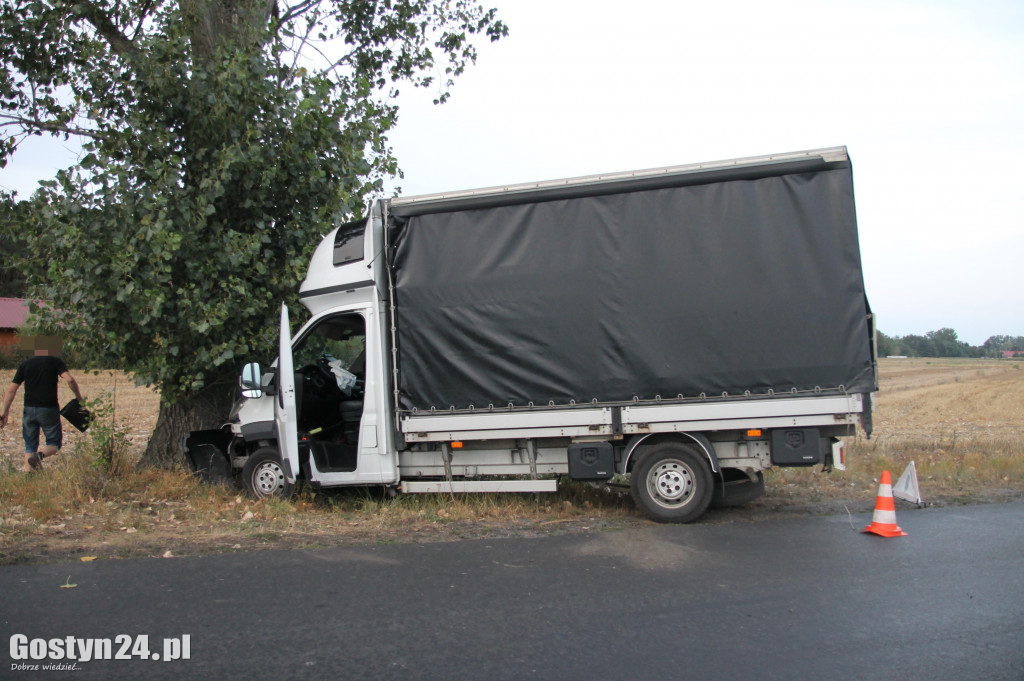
[0, 298, 29, 346]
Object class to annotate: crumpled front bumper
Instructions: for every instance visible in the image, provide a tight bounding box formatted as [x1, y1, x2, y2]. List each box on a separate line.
[182, 429, 234, 483]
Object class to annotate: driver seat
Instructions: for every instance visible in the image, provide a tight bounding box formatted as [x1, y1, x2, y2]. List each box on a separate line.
[340, 400, 363, 424]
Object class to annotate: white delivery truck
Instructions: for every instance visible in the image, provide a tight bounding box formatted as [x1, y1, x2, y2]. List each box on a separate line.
[184, 146, 878, 523]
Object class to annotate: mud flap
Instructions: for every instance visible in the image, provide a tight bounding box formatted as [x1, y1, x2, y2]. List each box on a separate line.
[829, 438, 847, 472]
[183, 429, 233, 484]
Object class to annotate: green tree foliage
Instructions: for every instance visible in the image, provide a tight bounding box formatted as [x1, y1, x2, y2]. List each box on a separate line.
[896, 334, 933, 357]
[925, 328, 970, 358]
[875, 329, 898, 358]
[0, 191, 27, 297]
[983, 335, 1024, 355]
[0, 0, 506, 465]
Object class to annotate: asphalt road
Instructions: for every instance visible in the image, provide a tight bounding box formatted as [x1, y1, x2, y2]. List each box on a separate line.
[2, 502, 1022, 681]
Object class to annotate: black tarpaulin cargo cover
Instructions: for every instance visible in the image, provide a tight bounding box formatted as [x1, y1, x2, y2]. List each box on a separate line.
[388, 150, 875, 413]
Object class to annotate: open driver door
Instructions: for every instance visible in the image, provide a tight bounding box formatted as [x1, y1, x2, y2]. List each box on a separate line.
[275, 304, 301, 483]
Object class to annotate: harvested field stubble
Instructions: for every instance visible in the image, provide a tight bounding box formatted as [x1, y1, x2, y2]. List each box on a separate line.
[846, 359, 1024, 500]
[0, 369, 158, 464]
[763, 359, 1024, 511]
[1, 359, 1022, 564]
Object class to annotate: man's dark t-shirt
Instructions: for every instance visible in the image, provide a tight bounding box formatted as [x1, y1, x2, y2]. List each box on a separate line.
[12, 356, 69, 408]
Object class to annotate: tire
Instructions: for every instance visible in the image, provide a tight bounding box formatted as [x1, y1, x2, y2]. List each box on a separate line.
[630, 442, 713, 523]
[710, 471, 765, 508]
[242, 447, 295, 500]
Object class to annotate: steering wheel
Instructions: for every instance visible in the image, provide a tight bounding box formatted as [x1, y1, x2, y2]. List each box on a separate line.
[300, 363, 335, 393]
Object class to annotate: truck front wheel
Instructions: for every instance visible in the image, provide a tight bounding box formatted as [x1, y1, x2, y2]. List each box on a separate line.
[631, 443, 713, 523]
[242, 447, 296, 500]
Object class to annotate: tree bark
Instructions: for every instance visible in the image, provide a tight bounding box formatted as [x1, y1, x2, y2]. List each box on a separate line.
[140, 380, 237, 468]
[181, 0, 274, 62]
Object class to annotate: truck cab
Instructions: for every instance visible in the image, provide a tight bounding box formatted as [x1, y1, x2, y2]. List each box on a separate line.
[223, 202, 398, 496]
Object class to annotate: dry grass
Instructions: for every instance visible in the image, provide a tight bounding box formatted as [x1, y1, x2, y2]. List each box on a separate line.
[1, 359, 1023, 564]
[760, 359, 1024, 512]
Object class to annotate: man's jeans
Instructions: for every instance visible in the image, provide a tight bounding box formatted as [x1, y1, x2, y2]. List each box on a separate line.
[22, 406, 62, 453]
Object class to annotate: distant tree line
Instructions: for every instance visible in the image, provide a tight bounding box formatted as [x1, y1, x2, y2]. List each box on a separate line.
[877, 329, 1024, 358]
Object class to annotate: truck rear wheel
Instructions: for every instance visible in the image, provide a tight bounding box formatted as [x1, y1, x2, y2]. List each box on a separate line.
[242, 447, 295, 500]
[631, 443, 713, 523]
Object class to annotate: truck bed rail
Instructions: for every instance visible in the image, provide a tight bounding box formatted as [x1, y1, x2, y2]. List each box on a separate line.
[401, 394, 864, 443]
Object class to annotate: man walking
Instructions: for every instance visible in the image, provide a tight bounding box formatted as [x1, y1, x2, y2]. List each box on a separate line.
[0, 336, 83, 471]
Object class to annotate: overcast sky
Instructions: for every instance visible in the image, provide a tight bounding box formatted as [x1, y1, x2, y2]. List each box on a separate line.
[384, 0, 1024, 346]
[3, 0, 1022, 345]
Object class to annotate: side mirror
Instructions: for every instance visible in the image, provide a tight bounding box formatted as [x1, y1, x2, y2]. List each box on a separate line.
[240, 363, 263, 399]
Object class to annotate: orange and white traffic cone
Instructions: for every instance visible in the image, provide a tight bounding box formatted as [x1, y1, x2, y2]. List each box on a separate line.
[863, 470, 907, 537]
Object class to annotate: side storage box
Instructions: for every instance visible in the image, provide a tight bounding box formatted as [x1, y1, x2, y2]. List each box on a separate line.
[568, 442, 615, 481]
[771, 428, 821, 467]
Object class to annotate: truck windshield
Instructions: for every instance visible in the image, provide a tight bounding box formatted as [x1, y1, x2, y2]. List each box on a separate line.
[292, 314, 366, 374]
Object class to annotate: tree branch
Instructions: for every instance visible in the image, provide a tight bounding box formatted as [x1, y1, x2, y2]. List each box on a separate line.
[66, 0, 138, 58]
[130, 0, 157, 40]
[279, 21, 347, 81]
[0, 113, 105, 141]
[277, 0, 322, 28]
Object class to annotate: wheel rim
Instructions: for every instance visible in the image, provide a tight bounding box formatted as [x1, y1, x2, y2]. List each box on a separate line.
[252, 460, 285, 497]
[646, 458, 695, 509]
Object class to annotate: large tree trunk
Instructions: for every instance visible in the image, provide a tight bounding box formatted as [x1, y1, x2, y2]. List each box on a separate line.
[140, 381, 237, 468]
[137, 1, 275, 470]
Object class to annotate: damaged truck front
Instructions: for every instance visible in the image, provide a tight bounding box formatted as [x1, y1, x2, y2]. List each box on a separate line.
[185, 146, 877, 523]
